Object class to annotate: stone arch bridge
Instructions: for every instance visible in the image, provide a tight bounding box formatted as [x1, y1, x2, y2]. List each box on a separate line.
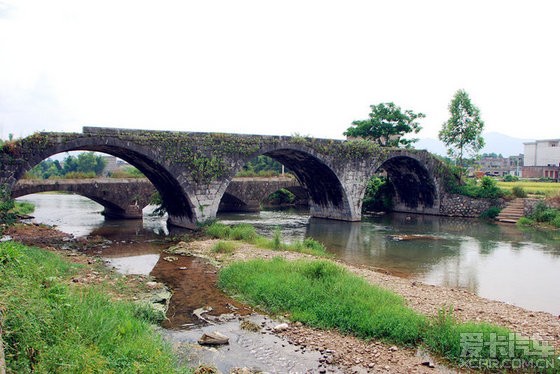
[12, 177, 302, 218]
[1, 127, 458, 228]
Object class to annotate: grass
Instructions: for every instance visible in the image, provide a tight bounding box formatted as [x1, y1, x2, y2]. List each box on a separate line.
[0, 241, 187, 373]
[211, 240, 238, 254]
[13, 201, 35, 215]
[218, 258, 558, 368]
[205, 222, 329, 256]
[497, 181, 560, 197]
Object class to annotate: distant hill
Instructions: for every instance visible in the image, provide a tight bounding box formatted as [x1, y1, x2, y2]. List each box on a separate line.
[416, 132, 532, 157]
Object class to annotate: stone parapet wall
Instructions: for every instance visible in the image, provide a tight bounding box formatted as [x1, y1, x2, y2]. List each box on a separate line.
[439, 193, 505, 217]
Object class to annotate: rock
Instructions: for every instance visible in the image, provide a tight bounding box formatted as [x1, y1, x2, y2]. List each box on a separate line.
[421, 361, 436, 368]
[273, 323, 289, 332]
[389, 345, 398, 352]
[240, 320, 261, 332]
[178, 266, 188, 270]
[166, 242, 192, 255]
[163, 256, 178, 262]
[197, 331, 229, 346]
[145, 281, 160, 289]
[0, 235, 12, 242]
[193, 306, 215, 324]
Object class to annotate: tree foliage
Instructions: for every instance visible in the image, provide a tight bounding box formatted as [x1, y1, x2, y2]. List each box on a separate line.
[344, 103, 425, 147]
[439, 90, 485, 169]
[237, 155, 288, 177]
[27, 152, 107, 179]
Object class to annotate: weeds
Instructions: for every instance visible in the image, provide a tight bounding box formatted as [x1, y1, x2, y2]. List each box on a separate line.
[211, 240, 238, 254]
[218, 258, 555, 368]
[0, 241, 186, 373]
[204, 223, 329, 256]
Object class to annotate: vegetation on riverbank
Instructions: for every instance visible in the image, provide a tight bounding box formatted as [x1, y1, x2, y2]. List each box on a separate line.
[205, 222, 328, 256]
[0, 241, 187, 373]
[518, 202, 560, 228]
[218, 258, 557, 369]
[13, 201, 35, 216]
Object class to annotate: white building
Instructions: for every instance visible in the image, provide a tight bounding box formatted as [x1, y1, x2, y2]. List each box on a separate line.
[523, 139, 560, 179]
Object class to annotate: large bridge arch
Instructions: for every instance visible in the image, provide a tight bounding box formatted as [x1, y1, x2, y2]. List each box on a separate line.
[227, 142, 361, 221]
[12, 179, 155, 219]
[3, 135, 198, 227]
[369, 150, 449, 215]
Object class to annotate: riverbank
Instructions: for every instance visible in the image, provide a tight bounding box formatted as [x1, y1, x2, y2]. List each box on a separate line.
[4, 223, 559, 373]
[178, 238, 560, 372]
[0, 225, 187, 373]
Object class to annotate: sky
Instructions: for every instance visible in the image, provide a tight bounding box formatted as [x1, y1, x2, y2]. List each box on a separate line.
[0, 0, 559, 142]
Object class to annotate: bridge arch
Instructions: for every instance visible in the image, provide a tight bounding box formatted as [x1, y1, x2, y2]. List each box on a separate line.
[371, 151, 443, 215]
[7, 136, 197, 227]
[12, 179, 154, 219]
[229, 143, 357, 221]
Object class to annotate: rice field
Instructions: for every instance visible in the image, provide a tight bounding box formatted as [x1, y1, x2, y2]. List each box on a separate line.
[497, 181, 560, 196]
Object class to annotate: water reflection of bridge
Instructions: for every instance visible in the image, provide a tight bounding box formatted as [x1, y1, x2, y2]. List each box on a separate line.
[12, 177, 305, 219]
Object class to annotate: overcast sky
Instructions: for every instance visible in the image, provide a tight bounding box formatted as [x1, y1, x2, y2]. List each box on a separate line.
[1, 0, 558, 142]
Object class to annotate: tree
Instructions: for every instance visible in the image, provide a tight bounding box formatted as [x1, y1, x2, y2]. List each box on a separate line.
[343, 102, 425, 147]
[439, 90, 485, 172]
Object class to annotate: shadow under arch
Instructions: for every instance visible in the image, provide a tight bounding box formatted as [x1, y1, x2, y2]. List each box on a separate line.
[261, 148, 346, 212]
[375, 155, 438, 212]
[218, 192, 249, 212]
[15, 138, 195, 222]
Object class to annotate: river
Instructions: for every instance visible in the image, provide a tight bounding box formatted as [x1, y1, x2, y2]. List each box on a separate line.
[17, 193, 560, 316]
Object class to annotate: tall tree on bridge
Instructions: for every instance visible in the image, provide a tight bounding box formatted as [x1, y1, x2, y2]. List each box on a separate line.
[439, 89, 485, 173]
[343, 102, 425, 147]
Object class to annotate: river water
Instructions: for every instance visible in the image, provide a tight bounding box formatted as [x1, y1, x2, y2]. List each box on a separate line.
[17, 193, 560, 316]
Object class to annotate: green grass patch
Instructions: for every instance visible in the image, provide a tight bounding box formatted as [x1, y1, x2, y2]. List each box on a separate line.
[205, 222, 329, 256]
[13, 201, 35, 215]
[218, 258, 556, 368]
[211, 240, 238, 254]
[0, 241, 186, 373]
[218, 258, 425, 345]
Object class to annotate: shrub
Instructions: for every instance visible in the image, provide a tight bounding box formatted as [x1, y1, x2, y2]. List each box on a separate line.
[516, 217, 534, 226]
[511, 186, 527, 198]
[503, 174, 519, 182]
[0, 185, 16, 234]
[362, 176, 395, 212]
[531, 202, 559, 223]
[453, 176, 504, 199]
[480, 206, 501, 219]
[266, 188, 295, 205]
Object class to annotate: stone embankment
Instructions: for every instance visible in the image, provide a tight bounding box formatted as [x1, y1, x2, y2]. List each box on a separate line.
[440, 193, 504, 217]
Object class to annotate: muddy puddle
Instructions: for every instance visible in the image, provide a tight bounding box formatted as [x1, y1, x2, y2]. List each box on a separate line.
[101, 243, 336, 372]
[150, 255, 253, 329]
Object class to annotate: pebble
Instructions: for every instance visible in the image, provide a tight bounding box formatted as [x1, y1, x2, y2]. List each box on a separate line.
[273, 323, 289, 332]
